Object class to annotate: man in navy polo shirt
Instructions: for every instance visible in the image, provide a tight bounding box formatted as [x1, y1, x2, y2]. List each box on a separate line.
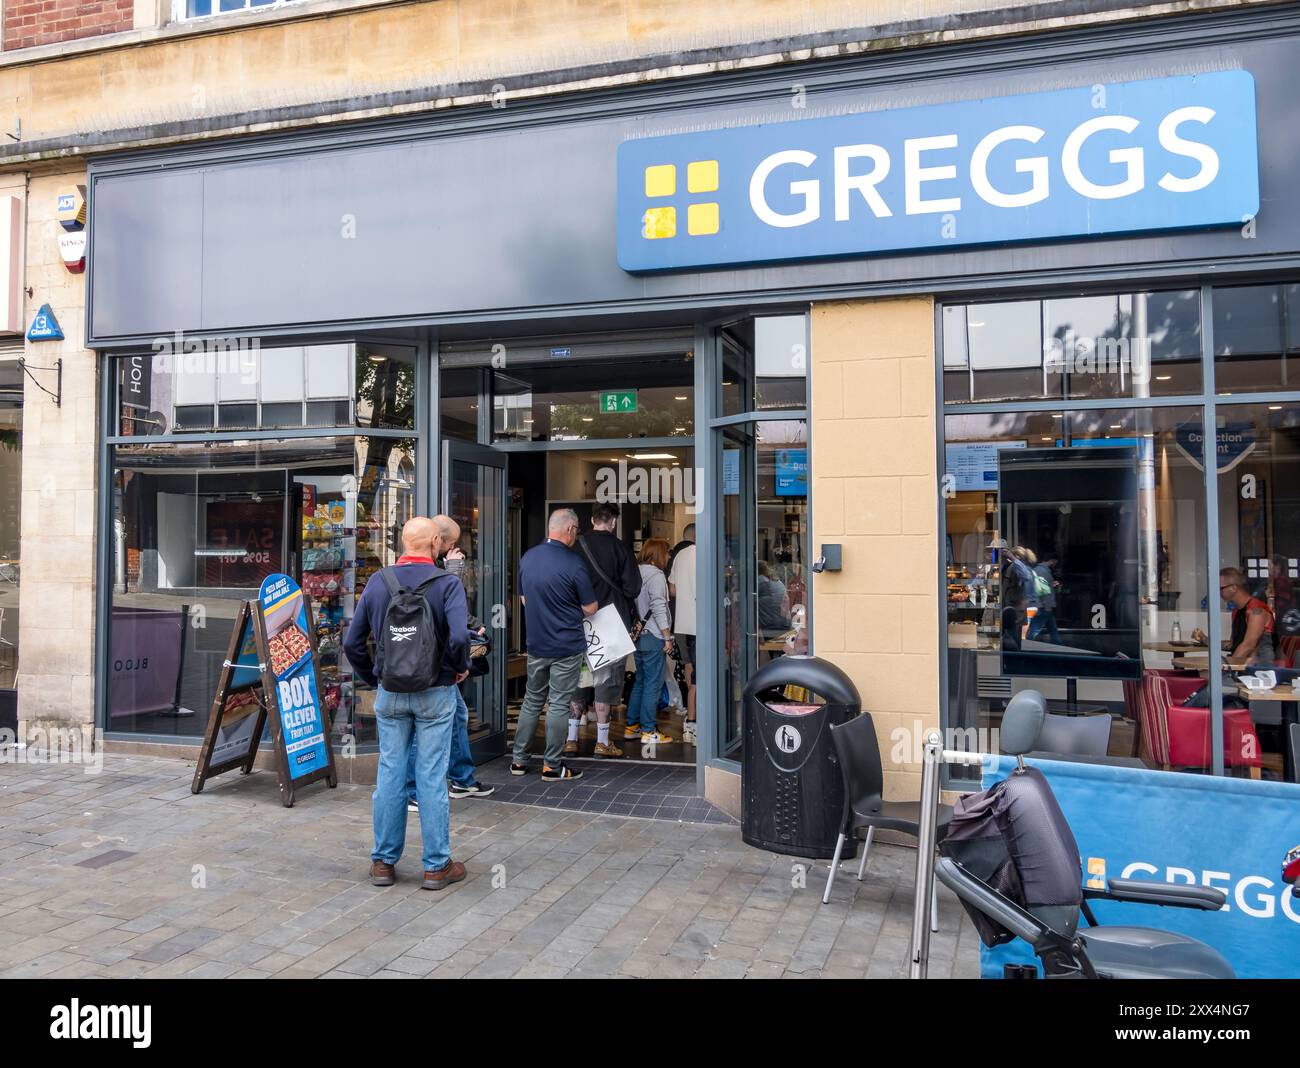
[513, 508, 598, 781]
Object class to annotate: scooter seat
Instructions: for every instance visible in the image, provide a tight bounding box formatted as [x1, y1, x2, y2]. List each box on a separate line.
[1079, 925, 1235, 979]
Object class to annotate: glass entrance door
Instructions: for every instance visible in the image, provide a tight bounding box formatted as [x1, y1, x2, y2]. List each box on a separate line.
[441, 439, 508, 761]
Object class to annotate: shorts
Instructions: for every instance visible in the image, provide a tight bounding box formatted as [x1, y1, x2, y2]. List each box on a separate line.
[593, 663, 625, 704]
[680, 634, 697, 669]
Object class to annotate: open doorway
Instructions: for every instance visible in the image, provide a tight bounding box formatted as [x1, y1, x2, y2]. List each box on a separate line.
[438, 331, 699, 768]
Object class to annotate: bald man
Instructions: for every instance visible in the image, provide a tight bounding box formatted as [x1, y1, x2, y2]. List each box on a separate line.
[344, 515, 470, 890]
[402, 515, 494, 806]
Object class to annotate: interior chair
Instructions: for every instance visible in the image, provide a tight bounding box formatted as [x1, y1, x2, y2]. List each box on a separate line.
[1141, 673, 1262, 777]
[821, 711, 953, 932]
[936, 690, 1234, 979]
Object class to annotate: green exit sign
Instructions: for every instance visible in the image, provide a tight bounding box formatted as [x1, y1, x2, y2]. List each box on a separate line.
[600, 390, 638, 414]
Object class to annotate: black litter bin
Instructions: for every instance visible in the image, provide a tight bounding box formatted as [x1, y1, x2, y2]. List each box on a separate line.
[741, 655, 860, 860]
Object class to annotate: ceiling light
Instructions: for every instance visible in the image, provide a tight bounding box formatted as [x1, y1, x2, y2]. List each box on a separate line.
[1269, 405, 1282, 410]
[1155, 374, 1172, 381]
[674, 396, 688, 401]
[1109, 424, 1123, 430]
[581, 417, 593, 422]
[628, 452, 677, 460]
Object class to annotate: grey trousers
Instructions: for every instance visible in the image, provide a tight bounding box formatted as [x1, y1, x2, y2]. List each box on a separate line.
[513, 652, 584, 767]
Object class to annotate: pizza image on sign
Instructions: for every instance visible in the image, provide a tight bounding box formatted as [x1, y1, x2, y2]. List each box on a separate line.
[268, 621, 311, 676]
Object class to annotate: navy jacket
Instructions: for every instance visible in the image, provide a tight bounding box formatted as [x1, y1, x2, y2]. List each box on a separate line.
[343, 558, 470, 688]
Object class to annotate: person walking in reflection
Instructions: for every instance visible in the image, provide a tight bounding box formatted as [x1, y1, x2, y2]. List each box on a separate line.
[626, 538, 674, 744]
[1026, 554, 1062, 644]
[512, 508, 598, 781]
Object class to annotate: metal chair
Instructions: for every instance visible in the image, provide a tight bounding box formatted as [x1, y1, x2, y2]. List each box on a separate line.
[821, 711, 953, 933]
[935, 690, 1234, 979]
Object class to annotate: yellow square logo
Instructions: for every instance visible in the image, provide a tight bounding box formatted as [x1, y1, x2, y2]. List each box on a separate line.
[644, 164, 676, 198]
[687, 160, 719, 194]
[687, 202, 719, 236]
[642, 206, 677, 240]
[1085, 856, 1106, 890]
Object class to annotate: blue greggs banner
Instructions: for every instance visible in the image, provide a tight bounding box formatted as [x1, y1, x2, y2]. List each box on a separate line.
[617, 71, 1259, 272]
[979, 756, 1300, 979]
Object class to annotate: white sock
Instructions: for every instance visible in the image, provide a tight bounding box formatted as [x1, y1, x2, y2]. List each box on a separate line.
[567, 718, 580, 742]
[597, 722, 610, 745]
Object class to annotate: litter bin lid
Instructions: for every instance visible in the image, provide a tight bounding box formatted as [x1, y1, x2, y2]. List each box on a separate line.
[743, 655, 860, 706]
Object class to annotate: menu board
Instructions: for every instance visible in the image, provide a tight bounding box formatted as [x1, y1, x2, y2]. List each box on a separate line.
[945, 440, 1027, 492]
[191, 575, 337, 805]
[257, 573, 331, 780]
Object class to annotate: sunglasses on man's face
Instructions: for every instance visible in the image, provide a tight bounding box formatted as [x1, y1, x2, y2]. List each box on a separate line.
[1220, 584, 1237, 594]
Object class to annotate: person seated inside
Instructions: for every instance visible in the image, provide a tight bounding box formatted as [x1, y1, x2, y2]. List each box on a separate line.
[1191, 566, 1279, 669]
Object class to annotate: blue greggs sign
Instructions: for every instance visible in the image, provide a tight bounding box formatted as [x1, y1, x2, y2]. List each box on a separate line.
[616, 71, 1259, 272]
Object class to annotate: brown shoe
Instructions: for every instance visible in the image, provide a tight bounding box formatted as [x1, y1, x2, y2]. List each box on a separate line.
[564, 739, 580, 756]
[423, 860, 466, 891]
[369, 861, 396, 886]
[593, 741, 625, 759]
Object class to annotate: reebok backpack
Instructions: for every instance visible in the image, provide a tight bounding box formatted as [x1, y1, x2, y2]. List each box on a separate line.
[377, 567, 446, 692]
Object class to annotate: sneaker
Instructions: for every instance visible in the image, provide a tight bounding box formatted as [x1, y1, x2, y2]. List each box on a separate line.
[640, 731, 674, 745]
[407, 799, 419, 812]
[593, 741, 624, 759]
[422, 859, 467, 891]
[564, 739, 580, 756]
[369, 860, 396, 887]
[624, 724, 642, 739]
[510, 762, 529, 776]
[449, 780, 496, 799]
[541, 764, 583, 782]
[683, 723, 697, 744]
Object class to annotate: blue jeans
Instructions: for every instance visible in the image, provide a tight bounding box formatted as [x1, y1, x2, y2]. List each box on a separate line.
[626, 633, 666, 734]
[407, 686, 474, 799]
[373, 684, 456, 871]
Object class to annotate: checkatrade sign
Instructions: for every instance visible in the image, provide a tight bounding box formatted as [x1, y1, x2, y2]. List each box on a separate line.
[617, 71, 1259, 271]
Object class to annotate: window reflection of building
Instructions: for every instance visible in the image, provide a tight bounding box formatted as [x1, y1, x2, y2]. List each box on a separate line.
[106, 344, 417, 746]
[942, 284, 1300, 781]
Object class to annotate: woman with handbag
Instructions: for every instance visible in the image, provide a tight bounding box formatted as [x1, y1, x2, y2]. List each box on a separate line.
[626, 538, 675, 744]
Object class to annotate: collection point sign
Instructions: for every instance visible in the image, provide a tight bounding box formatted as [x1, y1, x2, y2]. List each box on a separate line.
[616, 71, 1259, 272]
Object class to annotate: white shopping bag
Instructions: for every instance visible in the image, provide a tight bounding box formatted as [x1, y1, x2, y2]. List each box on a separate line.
[583, 604, 635, 673]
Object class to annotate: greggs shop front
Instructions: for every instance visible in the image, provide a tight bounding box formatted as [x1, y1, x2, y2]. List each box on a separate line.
[86, 5, 1300, 813]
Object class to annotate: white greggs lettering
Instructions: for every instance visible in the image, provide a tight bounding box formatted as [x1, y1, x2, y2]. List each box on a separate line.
[749, 108, 1219, 227]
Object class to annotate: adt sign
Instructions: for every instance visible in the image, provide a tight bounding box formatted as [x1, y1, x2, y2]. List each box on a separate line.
[617, 71, 1259, 271]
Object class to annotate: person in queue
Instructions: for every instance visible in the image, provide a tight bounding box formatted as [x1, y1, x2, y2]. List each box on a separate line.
[512, 508, 598, 780]
[626, 537, 675, 743]
[668, 524, 697, 745]
[571, 502, 641, 758]
[344, 516, 469, 891]
[404, 515, 495, 813]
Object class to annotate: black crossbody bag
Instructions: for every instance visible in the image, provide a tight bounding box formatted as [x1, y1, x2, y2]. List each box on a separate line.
[578, 536, 651, 641]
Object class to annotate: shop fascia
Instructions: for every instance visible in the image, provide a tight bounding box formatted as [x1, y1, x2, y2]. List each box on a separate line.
[747, 107, 1222, 227]
[617, 71, 1259, 271]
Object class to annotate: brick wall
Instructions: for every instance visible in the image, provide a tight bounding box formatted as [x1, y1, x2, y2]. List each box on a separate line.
[4, 0, 134, 51]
